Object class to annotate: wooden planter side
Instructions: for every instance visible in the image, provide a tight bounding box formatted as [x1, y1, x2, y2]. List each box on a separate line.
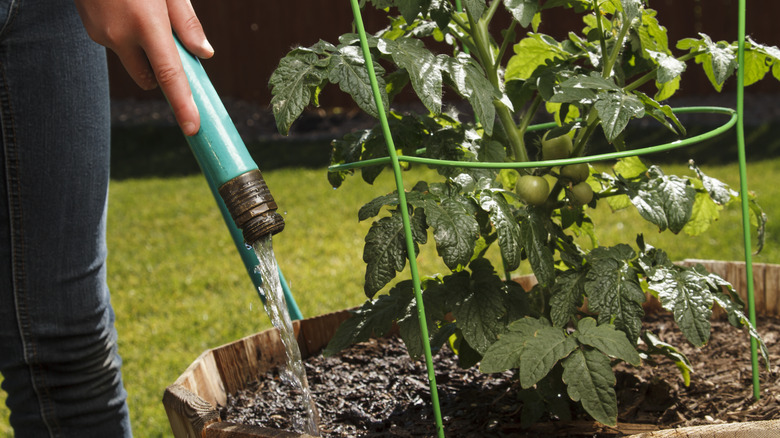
[165, 261, 780, 438]
[163, 309, 353, 438]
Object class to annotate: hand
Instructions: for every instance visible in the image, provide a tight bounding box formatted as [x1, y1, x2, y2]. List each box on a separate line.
[75, 0, 214, 136]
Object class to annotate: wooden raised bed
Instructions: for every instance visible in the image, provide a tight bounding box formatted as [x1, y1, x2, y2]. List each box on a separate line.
[163, 260, 780, 438]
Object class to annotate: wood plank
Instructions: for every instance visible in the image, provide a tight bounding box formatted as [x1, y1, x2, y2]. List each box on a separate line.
[203, 421, 319, 438]
[765, 264, 780, 317]
[163, 384, 220, 438]
[213, 336, 254, 395]
[299, 309, 353, 358]
[626, 419, 780, 437]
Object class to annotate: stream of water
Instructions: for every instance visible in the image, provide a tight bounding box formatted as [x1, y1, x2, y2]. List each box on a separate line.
[253, 236, 321, 436]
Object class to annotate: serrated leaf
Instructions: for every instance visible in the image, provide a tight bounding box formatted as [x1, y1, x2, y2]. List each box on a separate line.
[441, 55, 500, 135]
[363, 211, 417, 297]
[480, 190, 522, 271]
[424, 197, 480, 270]
[654, 75, 680, 101]
[324, 282, 414, 355]
[634, 91, 686, 135]
[647, 266, 713, 347]
[682, 191, 721, 237]
[620, 0, 642, 22]
[619, 167, 696, 234]
[328, 46, 388, 118]
[689, 162, 738, 205]
[359, 192, 401, 221]
[520, 326, 578, 388]
[380, 38, 443, 114]
[585, 245, 645, 343]
[642, 331, 693, 386]
[614, 156, 647, 179]
[270, 52, 329, 135]
[550, 269, 586, 327]
[503, 0, 538, 27]
[575, 318, 641, 366]
[452, 262, 507, 353]
[594, 91, 645, 142]
[480, 317, 550, 373]
[521, 209, 555, 287]
[562, 348, 618, 426]
[397, 0, 425, 23]
[559, 72, 621, 91]
[505, 34, 568, 81]
[462, 0, 486, 18]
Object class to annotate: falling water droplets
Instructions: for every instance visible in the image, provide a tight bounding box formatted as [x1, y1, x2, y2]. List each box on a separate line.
[252, 236, 320, 436]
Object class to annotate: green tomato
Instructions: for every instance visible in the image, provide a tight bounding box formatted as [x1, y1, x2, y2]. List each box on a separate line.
[570, 181, 594, 205]
[516, 175, 550, 206]
[541, 133, 573, 161]
[560, 163, 590, 183]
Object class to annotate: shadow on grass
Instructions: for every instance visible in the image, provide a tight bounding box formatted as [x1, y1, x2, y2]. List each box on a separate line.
[110, 126, 335, 180]
[110, 120, 780, 180]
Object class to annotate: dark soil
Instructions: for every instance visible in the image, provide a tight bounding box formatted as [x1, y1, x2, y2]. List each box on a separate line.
[220, 313, 779, 437]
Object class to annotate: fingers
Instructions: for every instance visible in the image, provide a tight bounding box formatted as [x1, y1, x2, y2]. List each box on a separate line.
[167, 0, 214, 59]
[74, 0, 211, 136]
[141, 30, 201, 136]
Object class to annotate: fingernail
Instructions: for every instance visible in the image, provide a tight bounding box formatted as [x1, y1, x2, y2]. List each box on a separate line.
[203, 39, 214, 55]
[182, 121, 197, 136]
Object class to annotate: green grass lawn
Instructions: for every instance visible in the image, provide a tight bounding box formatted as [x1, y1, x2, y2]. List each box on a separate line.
[1, 155, 779, 437]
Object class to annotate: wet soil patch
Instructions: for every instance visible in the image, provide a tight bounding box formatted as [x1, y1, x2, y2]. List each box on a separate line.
[221, 313, 779, 437]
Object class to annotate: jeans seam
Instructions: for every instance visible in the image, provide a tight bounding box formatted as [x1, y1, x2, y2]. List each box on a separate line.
[0, 48, 59, 438]
[0, 0, 18, 39]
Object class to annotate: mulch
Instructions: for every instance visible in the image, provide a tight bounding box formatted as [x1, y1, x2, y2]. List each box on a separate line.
[220, 313, 779, 437]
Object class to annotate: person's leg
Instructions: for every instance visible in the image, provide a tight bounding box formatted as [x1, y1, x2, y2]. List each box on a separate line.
[0, 0, 132, 436]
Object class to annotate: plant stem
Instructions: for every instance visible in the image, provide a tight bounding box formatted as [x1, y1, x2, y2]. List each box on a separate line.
[467, 3, 530, 163]
[593, 0, 609, 68]
[623, 51, 702, 92]
[494, 20, 517, 72]
[602, 11, 632, 79]
[496, 102, 529, 162]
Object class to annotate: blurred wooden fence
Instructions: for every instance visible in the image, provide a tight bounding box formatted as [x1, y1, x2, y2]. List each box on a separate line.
[108, 0, 779, 107]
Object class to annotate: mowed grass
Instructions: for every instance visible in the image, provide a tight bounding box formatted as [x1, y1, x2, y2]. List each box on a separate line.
[1, 156, 779, 437]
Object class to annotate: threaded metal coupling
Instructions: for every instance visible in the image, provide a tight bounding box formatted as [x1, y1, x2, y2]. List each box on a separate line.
[218, 169, 285, 245]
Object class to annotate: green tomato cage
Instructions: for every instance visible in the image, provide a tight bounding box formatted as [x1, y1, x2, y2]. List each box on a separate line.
[174, 1, 762, 437]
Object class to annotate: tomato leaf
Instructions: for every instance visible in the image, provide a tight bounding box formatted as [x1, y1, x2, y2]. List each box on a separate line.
[451, 260, 508, 353]
[479, 190, 523, 271]
[562, 348, 618, 426]
[363, 209, 425, 297]
[550, 269, 586, 327]
[269, 51, 330, 135]
[423, 197, 480, 270]
[593, 91, 645, 142]
[378, 38, 443, 114]
[328, 46, 389, 118]
[462, 0, 486, 18]
[324, 280, 414, 355]
[574, 317, 641, 366]
[585, 245, 645, 344]
[441, 54, 501, 135]
[646, 265, 713, 347]
[520, 208, 556, 287]
[480, 317, 550, 373]
[617, 166, 696, 234]
[519, 326, 578, 388]
[503, 0, 539, 27]
[506, 34, 568, 81]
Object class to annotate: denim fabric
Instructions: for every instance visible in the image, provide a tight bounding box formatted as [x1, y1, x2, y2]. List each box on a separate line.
[0, 0, 132, 436]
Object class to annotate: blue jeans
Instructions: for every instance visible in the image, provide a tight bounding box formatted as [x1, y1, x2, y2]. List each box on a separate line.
[0, 0, 132, 436]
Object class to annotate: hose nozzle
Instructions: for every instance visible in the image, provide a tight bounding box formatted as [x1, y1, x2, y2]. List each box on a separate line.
[219, 169, 285, 245]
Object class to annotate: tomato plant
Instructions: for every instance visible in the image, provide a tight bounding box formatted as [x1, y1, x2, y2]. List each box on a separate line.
[269, 0, 776, 427]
